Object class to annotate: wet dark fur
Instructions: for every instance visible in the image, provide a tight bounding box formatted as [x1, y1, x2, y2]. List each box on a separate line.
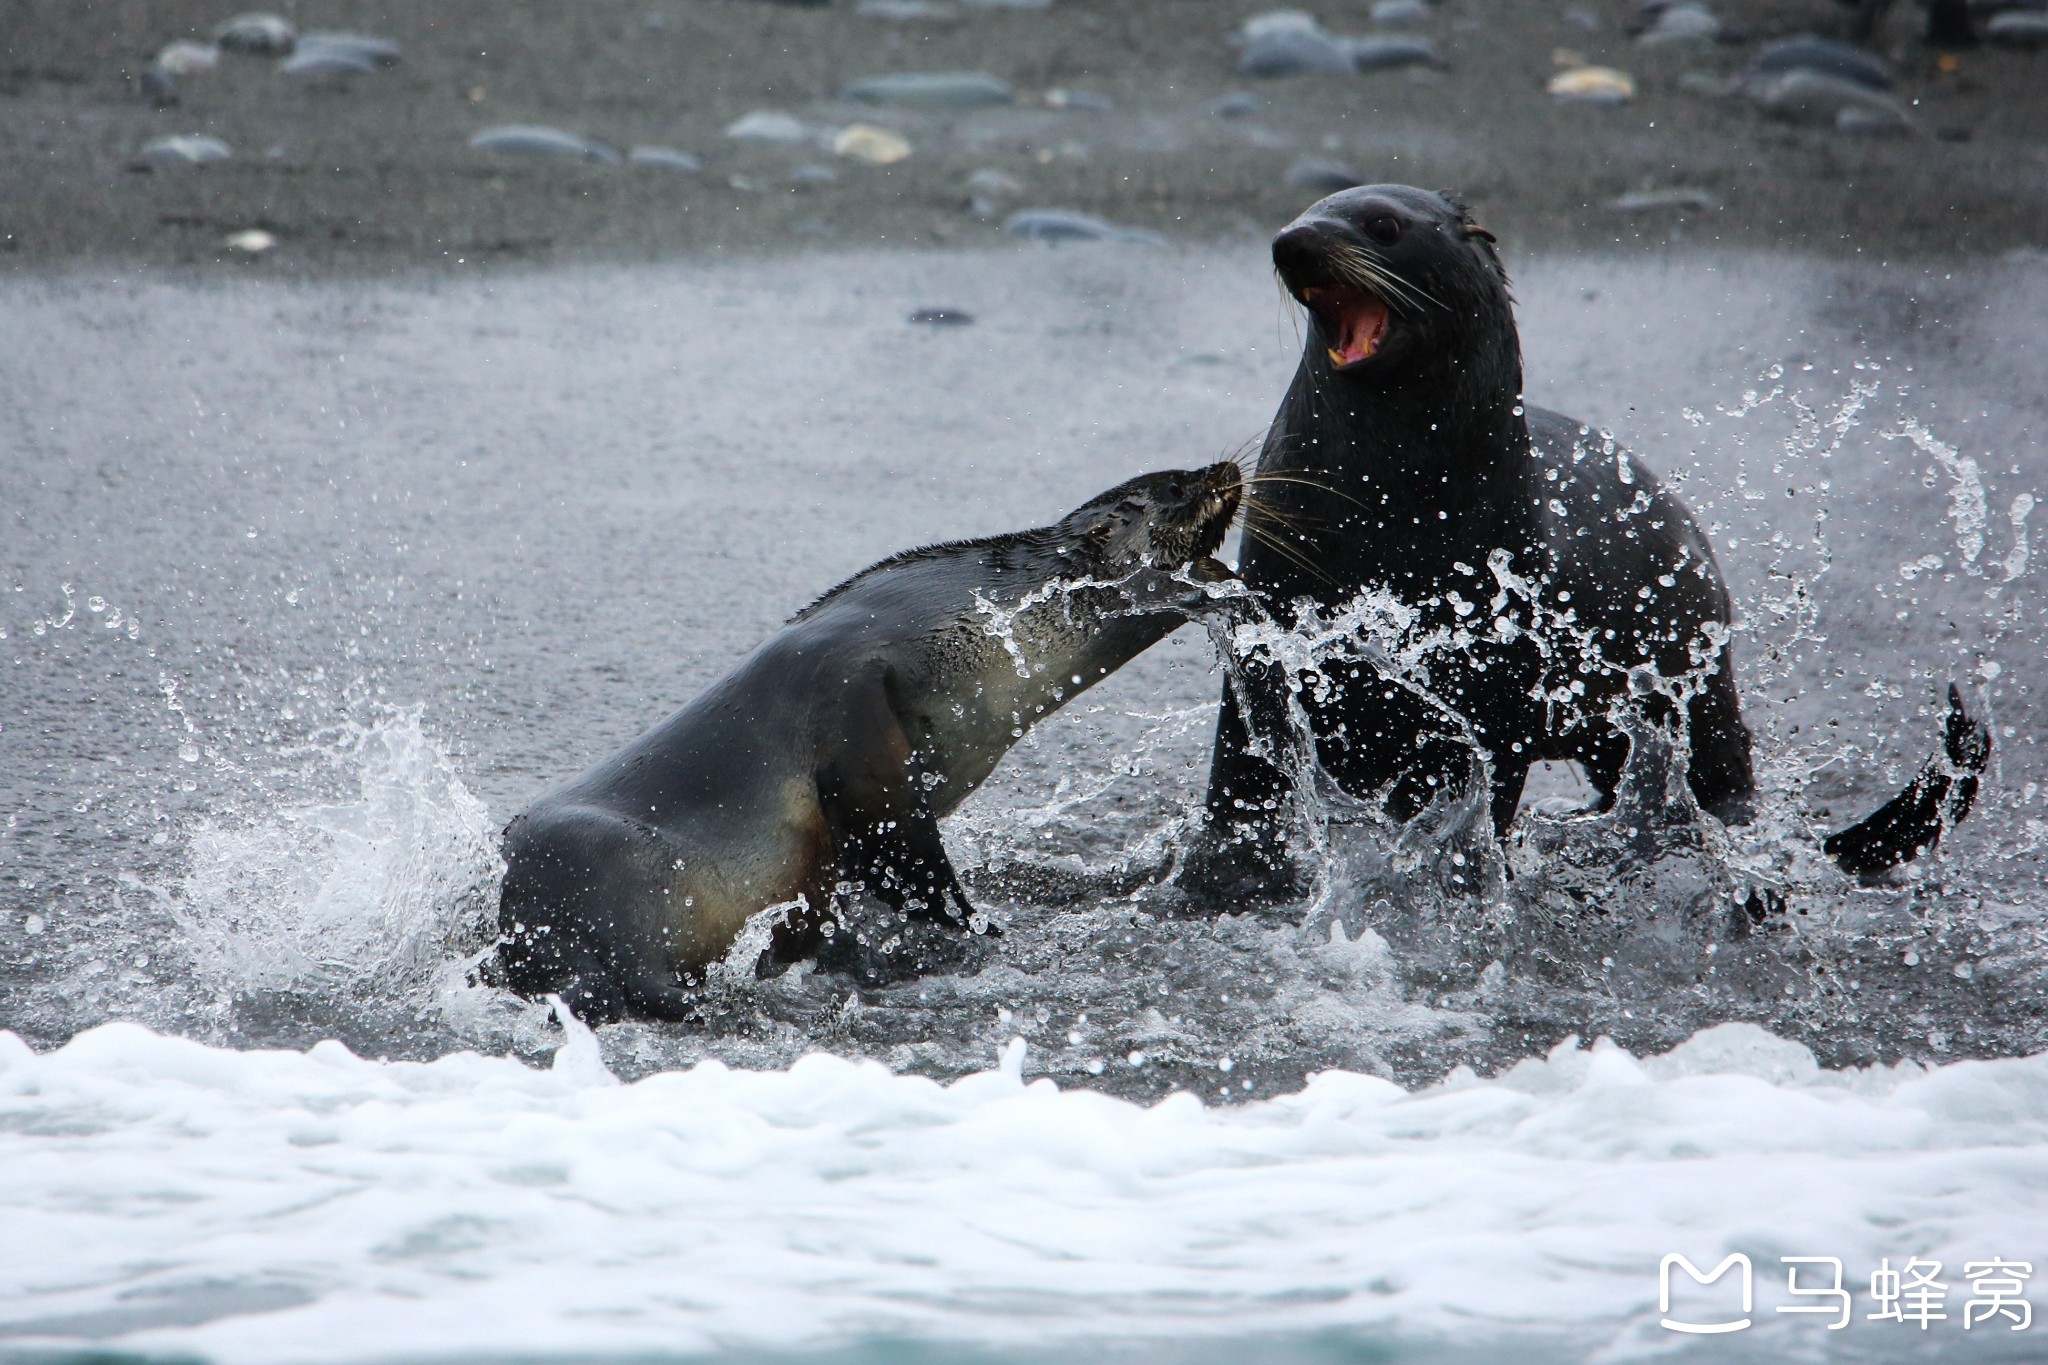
[497, 463, 1240, 1022]
[1186, 184, 1988, 900]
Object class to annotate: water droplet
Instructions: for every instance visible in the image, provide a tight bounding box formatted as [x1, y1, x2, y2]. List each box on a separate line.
[23, 914, 45, 936]
[178, 742, 200, 763]
[1902, 949, 1921, 967]
[1952, 961, 1974, 981]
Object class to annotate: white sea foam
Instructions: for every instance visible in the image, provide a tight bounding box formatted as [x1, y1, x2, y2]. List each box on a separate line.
[2, 1020, 2044, 1363]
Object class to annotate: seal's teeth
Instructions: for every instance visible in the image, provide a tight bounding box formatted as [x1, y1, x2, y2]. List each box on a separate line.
[1327, 347, 1346, 367]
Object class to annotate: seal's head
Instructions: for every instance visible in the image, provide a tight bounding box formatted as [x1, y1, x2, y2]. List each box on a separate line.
[1059, 461, 1243, 578]
[1271, 184, 1513, 388]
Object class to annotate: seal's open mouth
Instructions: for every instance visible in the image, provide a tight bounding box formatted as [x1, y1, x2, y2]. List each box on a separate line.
[1300, 285, 1390, 369]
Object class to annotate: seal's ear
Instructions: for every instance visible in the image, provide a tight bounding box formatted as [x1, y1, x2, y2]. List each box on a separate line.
[1435, 192, 1495, 243]
[1439, 192, 1507, 287]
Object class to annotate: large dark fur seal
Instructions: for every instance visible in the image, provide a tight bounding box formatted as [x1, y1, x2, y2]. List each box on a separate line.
[1186, 184, 1988, 899]
[499, 462, 1242, 1021]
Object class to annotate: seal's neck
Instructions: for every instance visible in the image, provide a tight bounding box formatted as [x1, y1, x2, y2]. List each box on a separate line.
[1257, 312, 1534, 595]
[1284, 317, 1528, 481]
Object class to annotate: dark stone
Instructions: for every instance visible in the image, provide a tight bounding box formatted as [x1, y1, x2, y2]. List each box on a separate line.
[1750, 35, 1892, 89]
[1340, 35, 1446, 70]
[469, 126, 621, 164]
[1285, 157, 1363, 193]
[1003, 208, 1164, 244]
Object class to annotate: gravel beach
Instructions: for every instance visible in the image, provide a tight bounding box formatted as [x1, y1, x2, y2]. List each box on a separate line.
[4, 0, 2045, 273]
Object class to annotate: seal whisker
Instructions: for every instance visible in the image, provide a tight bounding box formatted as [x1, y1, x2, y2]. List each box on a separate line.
[1244, 522, 1333, 583]
[1243, 472, 1368, 511]
[1243, 505, 1322, 538]
[1329, 244, 1441, 314]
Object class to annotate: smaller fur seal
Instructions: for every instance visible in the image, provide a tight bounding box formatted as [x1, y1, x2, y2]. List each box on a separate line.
[498, 462, 1243, 1021]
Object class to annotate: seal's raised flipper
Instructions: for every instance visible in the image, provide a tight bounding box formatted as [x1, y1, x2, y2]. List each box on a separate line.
[1823, 684, 1990, 877]
[817, 670, 976, 927]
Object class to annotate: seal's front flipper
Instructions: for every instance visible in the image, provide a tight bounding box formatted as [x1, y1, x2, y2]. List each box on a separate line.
[1823, 684, 1990, 877]
[818, 671, 977, 930]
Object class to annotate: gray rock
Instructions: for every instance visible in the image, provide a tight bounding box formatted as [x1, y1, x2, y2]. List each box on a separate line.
[214, 13, 296, 56]
[856, 0, 958, 16]
[628, 146, 703, 172]
[841, 71, 1013, 107]
[295, 32, 402, 68]
[140, 134, 232, 164]
[791, 163, 840, 184]
[1988, 11, 2048, 44]
[724, 111, 815, 143]
[908, 307, 975, 324]
[1340, 34, 1444, 70]
[1606, 186, 1723, 212]
[966, 167, 1024, 194]
[153, 41, 220, 77]
[1749, 36, 1890, 90]
[1237, 12, 1356, 77]
[1211, 90, 1263, 117]
[1045, 87, 1115, 110]
[1745, 69, 1913, 131]
[469, 125, 621, 163]
[1003, 208, 1164, 244]
[1835, 104, 1913, 136]
[1639, 3, 1720, 43]
[1285, 156, 1362, 193]
[140, 68, 180, 106]
[1371, 0, 1430, 25]
[280, 49, 380, 79]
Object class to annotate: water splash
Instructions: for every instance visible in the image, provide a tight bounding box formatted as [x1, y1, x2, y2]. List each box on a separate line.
[169, 710, 502, 1032]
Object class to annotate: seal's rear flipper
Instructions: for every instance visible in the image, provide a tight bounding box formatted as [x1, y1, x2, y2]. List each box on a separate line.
[1822, 684, 1990, 877]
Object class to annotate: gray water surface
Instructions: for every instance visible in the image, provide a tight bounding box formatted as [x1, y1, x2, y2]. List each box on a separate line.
[2, 243, 2043, 1094]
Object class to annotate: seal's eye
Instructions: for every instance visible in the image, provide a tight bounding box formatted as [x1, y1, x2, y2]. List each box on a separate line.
[1165, 482, 1186, 501]
[1362, 214, 1402, 247]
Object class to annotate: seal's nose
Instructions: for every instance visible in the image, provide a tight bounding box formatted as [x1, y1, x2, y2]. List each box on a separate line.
[1271, 220, 1331, 288]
